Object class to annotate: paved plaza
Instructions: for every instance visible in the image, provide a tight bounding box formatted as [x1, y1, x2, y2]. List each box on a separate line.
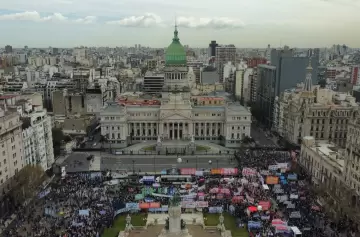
[127, 225, 221, 237]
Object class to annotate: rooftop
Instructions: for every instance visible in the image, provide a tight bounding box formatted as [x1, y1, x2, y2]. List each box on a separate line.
[193, 106, 225, 112]
[304, 136, 345, 173]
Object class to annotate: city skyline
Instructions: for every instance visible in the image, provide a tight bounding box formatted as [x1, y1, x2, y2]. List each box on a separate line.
[0, 0, 359, 48]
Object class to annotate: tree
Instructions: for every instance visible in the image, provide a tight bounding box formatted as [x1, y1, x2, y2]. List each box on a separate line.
[10, 165, 45, 205]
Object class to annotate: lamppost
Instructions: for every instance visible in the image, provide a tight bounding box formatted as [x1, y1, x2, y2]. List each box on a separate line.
[216, 159, 219, 169]
[208, 160, 212, 168]
[132, 160, 135, 174]
[196, 156, 198, 169]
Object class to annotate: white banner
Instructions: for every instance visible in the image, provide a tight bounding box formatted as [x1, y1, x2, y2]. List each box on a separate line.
[61, 167, 66, 179]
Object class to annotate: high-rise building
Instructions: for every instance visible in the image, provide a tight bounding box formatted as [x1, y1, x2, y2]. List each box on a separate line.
[73, 68, 90, 93]
[215, 45, 236, 82]
[0, 106, 24, 194]
[51, 48, 59, 55]
[208, 40, 218, 57]
[351, 65, 360, 85]
[4, 45, 12, 54]
[270, 46, 319, 95]
[255, 65, 277, 127]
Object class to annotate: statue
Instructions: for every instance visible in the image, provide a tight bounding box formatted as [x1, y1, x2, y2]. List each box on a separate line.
[158, 191, 192, 237]
[125, 214, 133, 231]
[169, 191, 181, 207]
[217, 212, 225, 233]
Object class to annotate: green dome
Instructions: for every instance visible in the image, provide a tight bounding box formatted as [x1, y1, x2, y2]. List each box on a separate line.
[165, 27, 187, 66]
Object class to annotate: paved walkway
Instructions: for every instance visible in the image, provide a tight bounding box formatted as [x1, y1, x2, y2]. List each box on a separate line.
[120, 141, 234, 154]
[147, 213, 204, 225]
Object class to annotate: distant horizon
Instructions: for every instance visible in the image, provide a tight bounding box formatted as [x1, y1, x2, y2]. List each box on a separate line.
[1, 45, 354, 50]
[0, 0, 359, 47]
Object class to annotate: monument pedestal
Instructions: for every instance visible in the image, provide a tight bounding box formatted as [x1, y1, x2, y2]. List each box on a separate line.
[158, 204, 192, 237]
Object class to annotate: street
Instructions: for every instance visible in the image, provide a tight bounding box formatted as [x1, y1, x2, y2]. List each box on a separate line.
[101, 155, 235, 172]
[250, 123, 278, 146]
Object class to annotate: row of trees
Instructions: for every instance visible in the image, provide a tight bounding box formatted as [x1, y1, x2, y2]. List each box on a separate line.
[2, 165, 46, 214]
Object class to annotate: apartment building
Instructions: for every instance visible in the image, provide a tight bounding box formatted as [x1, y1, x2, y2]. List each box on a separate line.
[21, 106, 54, 171]
[299, 136, 358, 218]
[344, 113, 360, 195]
[215, 45, 236, 82]
[0, 107, 24, 194]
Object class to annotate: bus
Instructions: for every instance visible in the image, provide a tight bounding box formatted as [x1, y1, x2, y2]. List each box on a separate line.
[160, 175, 192, 183]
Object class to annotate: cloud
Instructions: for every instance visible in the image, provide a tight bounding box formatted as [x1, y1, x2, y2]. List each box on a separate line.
[0, 11, 96, 24]
[106, 13, 162, 27]
[0, 11, 67, 22]
[74, 16, 97, 24]
[177, 16, 245, 29]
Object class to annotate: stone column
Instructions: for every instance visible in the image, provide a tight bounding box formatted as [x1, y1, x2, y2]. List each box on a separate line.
[210, 123, 213, 137]
[172, 123, 175, 140]
[204, 123, 207, 137]
[177, 123, 180, 139]
[144, 123, 147, 137]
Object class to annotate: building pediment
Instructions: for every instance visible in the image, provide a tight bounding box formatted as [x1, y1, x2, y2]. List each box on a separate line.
[161, 111, 191, 121]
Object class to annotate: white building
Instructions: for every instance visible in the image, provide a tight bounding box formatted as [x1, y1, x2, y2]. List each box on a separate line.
[344, 112, 360, 195]
[21, 105, 54, 171]
[300, 136, 345, 186]
[100, 28, 251, 148]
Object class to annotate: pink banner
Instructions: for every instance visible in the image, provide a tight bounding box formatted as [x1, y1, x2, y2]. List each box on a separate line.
[196, 201, 209, 208]
[259, 201, 271, 210]
[180, 168, 196, 175]
[222, 168, 238, 175]
[242, 168, 257, 176]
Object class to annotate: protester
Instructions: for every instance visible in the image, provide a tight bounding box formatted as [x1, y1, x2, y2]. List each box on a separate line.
[1, 149, 358, 237]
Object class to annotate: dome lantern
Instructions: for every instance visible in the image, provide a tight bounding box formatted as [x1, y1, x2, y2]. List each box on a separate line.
[165, 25, 187, 66]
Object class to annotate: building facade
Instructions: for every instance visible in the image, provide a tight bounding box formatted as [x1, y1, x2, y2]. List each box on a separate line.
[100, 28, 251, 148]
[143, 72, 165, 94]
[215, 45, 236, 83]
[345, 112, 360, 195]
[22, 108, 54, 171]
[278, 62, 358, 147]
[0, 108, 24, 194]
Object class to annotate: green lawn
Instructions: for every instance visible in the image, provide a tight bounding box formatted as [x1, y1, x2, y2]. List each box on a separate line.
[196, 145, 210, 151]
[102, 213, 147, 237]
[203, 213, 249, 237]
[143, 146, 156, 151]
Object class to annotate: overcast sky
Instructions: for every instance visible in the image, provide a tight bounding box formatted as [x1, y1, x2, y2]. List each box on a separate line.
[0, 0, 359, 48]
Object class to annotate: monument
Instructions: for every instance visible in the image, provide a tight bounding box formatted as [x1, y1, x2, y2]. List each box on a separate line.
[158, 192, 192, 237]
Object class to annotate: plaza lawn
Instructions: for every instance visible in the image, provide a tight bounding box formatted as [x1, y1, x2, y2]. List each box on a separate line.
[203, 213, 249, 237]
[102, 213, 147, 237]
[143, 146, 156, 151]
[196, 145, 210, 151]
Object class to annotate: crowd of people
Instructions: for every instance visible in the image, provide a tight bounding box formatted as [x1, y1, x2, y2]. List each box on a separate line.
[0, 148, 358, 237]
[2, 174, 114, 237]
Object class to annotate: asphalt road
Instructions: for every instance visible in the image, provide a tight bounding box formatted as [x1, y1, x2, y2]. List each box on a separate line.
[101, 155, 236, 172]
[250, 124, 278, 146]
